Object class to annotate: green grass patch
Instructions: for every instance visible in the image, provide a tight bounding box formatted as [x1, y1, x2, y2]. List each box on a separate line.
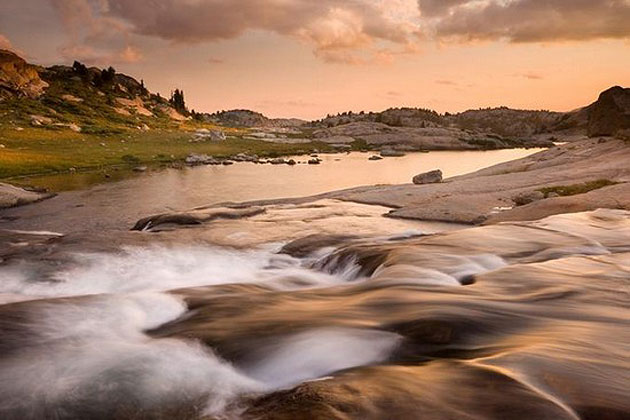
[538, 179, 618, 198]
[0, 126, 333, 183]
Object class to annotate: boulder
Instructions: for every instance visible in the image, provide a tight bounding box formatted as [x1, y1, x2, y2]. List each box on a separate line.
[308, 158, 321, 165]
[30, 114, 53, 126]
[68, 123, 81, 132]
[369, 155, 383, 161]
[412, 170, 443, 185]
[193, 128, 226, 142]
[513, 190, 545, 206]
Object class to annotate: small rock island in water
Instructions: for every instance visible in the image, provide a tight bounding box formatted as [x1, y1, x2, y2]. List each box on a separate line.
[1, 3, 629, 419]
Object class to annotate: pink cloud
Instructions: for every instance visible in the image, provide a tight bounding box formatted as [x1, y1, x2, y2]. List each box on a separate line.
[50, 0, 421, 65]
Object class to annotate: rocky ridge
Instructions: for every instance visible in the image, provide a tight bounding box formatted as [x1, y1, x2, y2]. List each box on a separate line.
[0, 50, 48, 100]
[0, 49, 188, 132]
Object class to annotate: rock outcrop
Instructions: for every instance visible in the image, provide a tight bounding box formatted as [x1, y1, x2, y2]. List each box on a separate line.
[0, 49, 48, 100]
[587, 86, 630, 138]
[0, 183, 54, 209]
[0, 50, 189, 134]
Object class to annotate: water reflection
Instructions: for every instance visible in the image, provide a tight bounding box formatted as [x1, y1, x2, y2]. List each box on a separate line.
[1, 149, 542, 234]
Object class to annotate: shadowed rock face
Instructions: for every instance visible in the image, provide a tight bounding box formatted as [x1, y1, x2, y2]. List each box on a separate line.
[588, 86, 630, 137]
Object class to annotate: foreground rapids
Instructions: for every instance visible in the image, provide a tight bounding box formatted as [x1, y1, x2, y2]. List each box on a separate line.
[0, 209, 628, 419]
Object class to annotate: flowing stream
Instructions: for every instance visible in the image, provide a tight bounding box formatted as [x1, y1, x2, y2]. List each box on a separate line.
[0, 150, 628, 420]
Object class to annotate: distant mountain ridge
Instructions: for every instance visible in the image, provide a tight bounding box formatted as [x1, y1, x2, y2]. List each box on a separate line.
[204, 109, 307, 128]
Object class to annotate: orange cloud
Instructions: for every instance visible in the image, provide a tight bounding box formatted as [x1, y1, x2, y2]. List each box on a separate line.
[46, 0, 630, 67]
[89, 0, 421, 64]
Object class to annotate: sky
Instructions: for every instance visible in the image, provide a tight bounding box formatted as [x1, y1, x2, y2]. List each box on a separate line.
[0, 0, 629, 119]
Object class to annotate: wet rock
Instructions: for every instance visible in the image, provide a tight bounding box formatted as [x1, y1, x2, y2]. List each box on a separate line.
[280, 234, 359, 258]
[412, 169, 443, 185]
[132, 206, 265, 231]
[308, 158, 321, 165]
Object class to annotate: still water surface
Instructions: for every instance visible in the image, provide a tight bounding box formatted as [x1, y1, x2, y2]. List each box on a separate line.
[1, 149, 542, 233]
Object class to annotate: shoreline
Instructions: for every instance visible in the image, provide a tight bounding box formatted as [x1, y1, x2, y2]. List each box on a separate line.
[0, 134, 551, 192]
[128, 136, 630, 229]
[1, 137, 628, 238]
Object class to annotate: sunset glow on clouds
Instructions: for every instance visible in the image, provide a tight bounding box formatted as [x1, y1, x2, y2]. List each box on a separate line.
[1, 0, 629, 118]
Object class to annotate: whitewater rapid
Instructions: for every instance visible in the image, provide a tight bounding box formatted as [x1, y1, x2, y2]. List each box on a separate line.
[0, 209, 628, 419]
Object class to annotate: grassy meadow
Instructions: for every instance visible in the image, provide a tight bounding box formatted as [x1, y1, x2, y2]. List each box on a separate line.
[0, 125, 336, 181]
